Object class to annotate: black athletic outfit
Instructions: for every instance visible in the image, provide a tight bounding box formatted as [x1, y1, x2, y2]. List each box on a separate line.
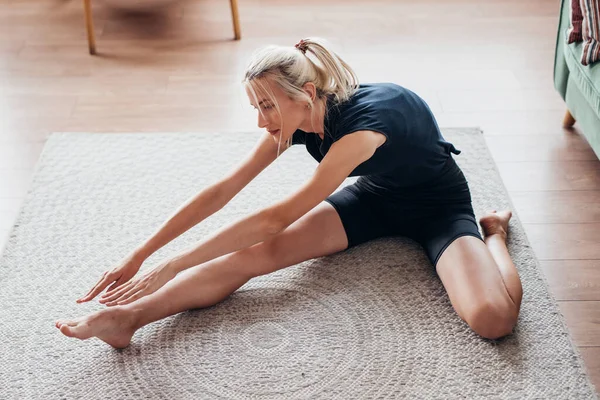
[291, 83, 484, 269]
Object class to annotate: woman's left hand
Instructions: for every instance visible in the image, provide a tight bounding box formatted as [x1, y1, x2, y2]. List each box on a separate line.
[99, 262, 177, 306]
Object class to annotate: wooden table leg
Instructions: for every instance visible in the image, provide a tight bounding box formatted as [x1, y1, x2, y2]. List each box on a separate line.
[230, 0, 241, 40]
[83, 0, 97, 55]
[563, 109, 576, 128]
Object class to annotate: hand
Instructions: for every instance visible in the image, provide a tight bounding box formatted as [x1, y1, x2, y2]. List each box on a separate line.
[99, 262, 177, 306]
[77, 251, 145, 303]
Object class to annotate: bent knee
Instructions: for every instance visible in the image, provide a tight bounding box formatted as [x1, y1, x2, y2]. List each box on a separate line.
[466, 301, 518, 340]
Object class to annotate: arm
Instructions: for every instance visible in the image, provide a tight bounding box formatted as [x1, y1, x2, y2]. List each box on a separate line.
[167, 130, 386, 274]
[133, 131, 287, 261]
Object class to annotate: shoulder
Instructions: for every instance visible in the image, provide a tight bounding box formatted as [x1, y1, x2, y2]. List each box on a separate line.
[331, 83, 407, 116]
[325, 83, 405, 141]
[355, 82, 408, 99]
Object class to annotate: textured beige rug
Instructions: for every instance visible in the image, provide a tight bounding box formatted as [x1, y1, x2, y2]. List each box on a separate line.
[0, 128, 597, 399]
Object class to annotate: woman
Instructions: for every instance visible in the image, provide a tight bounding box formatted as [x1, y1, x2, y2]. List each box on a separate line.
[56, 38, 522, 348]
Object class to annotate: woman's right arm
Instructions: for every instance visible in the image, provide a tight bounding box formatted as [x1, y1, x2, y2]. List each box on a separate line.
[77, 132, 288, 302]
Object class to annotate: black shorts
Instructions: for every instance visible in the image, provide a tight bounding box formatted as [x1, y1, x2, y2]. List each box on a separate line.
[324, 156, 484, 269]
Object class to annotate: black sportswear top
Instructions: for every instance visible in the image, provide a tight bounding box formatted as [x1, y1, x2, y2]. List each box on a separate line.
[291, 82, 461, 192]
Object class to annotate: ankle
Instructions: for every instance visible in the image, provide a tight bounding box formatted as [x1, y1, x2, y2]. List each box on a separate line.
[484, 231, 507, 243]
[120, 305, 145, 331]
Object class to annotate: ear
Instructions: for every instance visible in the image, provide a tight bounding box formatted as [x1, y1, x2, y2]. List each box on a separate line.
[302, 82, 317, 102]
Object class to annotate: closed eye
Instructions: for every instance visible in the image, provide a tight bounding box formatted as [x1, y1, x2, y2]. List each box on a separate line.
[253, 105, 273, 111]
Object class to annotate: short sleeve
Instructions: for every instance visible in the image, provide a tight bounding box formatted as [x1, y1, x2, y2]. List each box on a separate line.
[291, 129, 306, 145]
[332, 104, 393, 148]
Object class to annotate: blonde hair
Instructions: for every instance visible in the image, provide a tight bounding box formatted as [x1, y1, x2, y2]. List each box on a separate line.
[243, 37, 359, 154]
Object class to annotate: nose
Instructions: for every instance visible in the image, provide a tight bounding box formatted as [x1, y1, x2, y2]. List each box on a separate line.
[257, 111, 268, 129]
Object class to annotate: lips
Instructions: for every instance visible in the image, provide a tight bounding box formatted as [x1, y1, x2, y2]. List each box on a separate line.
[268, 129, 280, 135]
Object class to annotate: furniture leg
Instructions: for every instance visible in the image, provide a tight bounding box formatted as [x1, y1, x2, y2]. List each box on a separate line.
[83, 0, 97, 55]
[230, 0, 241, 40]
[563, 109, 576, 128]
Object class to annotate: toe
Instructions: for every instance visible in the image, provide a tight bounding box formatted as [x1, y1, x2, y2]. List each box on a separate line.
[60, 324, 75, 337]
[500, 210, 512, 218]
[60, 323, 90, 339]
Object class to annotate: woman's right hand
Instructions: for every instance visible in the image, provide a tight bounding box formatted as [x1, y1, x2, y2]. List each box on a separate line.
[76, 251, 145, 303]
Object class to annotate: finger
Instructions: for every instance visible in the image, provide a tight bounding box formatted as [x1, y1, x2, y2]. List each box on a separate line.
[102, 279, 130, 299]
[79, 271, 113, 300]
[106, 284, 141, 306]
[109, 284, 139, 304]
[100, 281, 134, 303]
[105, 279, 124, 294]
[78, 272, 112, 302]
[102, 280, 138, 300]
[116, 290, 144, 306]
[77, 273, 106, 302]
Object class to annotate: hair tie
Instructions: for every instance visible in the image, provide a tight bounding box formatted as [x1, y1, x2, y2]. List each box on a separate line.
[294, 39, 308, 54]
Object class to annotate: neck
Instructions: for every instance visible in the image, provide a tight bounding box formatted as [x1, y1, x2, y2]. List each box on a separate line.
[298, 97, 327, 138]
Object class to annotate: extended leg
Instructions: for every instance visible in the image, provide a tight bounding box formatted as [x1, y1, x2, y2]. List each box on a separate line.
[56, 202, 348, 348]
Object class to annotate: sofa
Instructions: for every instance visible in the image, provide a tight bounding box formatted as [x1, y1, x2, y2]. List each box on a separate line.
[554, 0, 600, 160]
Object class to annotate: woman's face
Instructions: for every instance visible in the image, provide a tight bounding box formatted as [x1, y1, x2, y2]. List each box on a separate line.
[246, 77, 310, 143]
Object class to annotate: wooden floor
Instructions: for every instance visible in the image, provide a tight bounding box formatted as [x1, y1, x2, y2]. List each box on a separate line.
[1, 0, 599, 392]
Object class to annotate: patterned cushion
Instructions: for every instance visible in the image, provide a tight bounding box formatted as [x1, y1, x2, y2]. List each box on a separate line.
[580, 0, 600, 65]
[568, 0, 584, 43]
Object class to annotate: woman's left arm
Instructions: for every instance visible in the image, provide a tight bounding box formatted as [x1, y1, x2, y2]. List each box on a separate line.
[100, 131, 384, 306]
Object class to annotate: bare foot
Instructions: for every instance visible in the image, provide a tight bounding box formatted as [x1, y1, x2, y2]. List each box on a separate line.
[55, 307, 139, 349]
[479, 209, 512, 240]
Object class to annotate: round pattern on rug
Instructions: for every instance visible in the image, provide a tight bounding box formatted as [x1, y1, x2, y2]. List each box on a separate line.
[148, 266, 421, 399]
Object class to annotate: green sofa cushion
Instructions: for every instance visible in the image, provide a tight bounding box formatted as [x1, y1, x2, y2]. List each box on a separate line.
[563, 38, 600, 116]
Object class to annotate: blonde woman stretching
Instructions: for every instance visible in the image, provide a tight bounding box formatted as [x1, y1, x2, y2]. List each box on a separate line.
[56, 38, 523, 348]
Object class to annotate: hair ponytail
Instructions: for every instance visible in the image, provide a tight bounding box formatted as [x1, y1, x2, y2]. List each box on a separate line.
[298, 37, 359, 104]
